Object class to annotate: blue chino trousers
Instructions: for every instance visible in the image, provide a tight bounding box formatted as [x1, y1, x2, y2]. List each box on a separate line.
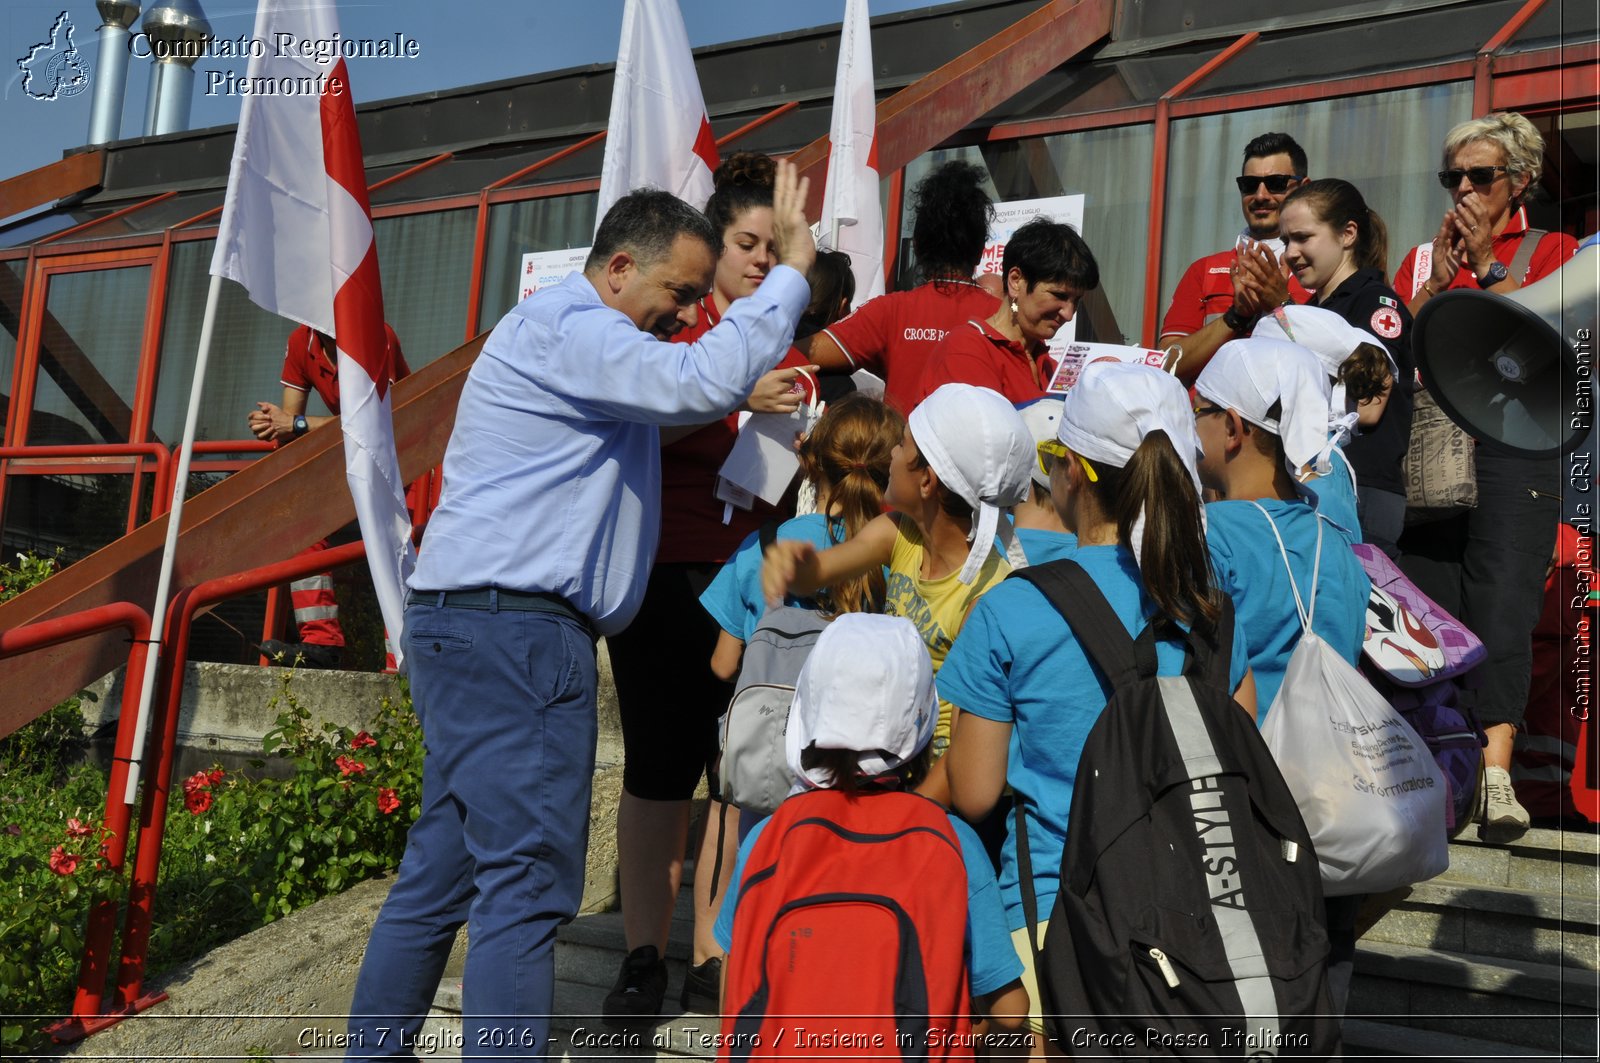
[346, 598, 598, 1061]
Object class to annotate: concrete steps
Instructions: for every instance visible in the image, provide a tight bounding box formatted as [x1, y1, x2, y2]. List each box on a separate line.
[1345, 828, 1599, 1058]
[419, 875, 717, 1062]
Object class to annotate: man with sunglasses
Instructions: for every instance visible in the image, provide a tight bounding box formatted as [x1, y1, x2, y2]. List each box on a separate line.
[1158, 132, 1312, 382]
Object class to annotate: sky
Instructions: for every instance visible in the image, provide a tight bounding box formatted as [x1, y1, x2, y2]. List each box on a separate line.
[1, 0, 936, 183]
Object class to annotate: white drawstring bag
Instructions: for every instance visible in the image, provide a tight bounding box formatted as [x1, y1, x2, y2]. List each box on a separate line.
[1253, 503, 1449, 896]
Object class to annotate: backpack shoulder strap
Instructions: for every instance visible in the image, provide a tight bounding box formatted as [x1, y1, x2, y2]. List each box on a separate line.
[1509, 227, 1546, 286]
[1172, 596, 1236, 692]
[1012, 559, 1153, 684]
[1246, 500, 1322, 632]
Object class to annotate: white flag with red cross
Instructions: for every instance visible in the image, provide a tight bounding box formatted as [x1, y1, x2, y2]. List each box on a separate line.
[211, 0, 414, 670]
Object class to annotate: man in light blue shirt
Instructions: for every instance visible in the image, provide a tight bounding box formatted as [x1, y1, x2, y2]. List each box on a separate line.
[346, 169, 815, 1061]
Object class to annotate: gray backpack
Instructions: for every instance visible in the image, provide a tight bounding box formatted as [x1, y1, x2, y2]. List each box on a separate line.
[718, 604, 831, 816]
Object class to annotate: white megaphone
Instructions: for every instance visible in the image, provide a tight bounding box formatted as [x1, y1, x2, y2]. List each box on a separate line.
[1413, 232, 1598, 459]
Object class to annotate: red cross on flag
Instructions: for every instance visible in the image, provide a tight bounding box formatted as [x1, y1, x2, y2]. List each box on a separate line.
[596, 0, 719, 222]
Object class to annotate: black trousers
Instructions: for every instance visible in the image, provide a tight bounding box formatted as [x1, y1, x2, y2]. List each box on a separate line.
[1398, 449, 1561, 730]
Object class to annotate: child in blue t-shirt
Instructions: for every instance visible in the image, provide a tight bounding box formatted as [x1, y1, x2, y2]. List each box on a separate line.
[1253, 303, 1398, 536]
[940, 363, 1254, 1036]
[1193, 337, 1371, 721]
[699, 393, 905, 679]
[714, 613, 1030, 1049]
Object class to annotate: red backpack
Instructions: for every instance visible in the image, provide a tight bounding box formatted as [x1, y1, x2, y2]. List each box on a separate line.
[720, 787, 974, 1061]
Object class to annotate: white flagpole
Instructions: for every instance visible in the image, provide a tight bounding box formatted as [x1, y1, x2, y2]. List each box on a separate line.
[120, 272, 224, 803]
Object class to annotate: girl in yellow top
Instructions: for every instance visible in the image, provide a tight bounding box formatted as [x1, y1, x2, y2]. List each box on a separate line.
[762, 383, 1034, 799]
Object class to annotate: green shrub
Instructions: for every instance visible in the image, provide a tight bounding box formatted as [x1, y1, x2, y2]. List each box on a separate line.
[0, 670, 422, 1058]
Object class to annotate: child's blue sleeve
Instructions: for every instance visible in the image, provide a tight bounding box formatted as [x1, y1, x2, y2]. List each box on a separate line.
[700, 529, 763, 639]
[950, 817, 1024, 997]
[713, 818, 769, 953]
[1306, 450, 1362, 540]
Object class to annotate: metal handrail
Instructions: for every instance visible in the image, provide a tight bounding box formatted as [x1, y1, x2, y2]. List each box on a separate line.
[45, 540, 372, 1043]
[0, 443, 174, 524]
[0, 602, 154, 1022]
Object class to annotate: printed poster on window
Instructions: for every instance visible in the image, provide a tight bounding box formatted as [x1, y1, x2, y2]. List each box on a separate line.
[977, 193, 1087, 346]
[518, 247, 591, 303]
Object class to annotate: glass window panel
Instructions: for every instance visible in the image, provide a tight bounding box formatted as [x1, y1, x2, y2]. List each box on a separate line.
[28, 266, 150, 446]
[1159, 82, 1474, 343]
[1, 471, 140, 563]
[1, 259, 23, 439]
[900, 121, 1154, 344]
[478, 193, 598, 333]
[1189, 6, 1510, 99]
[373, 210, 475, 367]
[1508, 0, 1600, 53]
[154, 239, 300, 446]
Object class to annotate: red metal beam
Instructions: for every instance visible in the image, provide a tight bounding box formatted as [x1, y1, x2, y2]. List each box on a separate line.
[1475, 0, 1550, 115]
[0, 151, 103, 219]
[787, 0, 1117, 217]
[716, 101, 800, 149]
[35, 191, 178, 247]
[485, 131, 608, 192]
[1491, 58, 1600, 113]
[1141, 33, 1260, 347]
[367, 151, 454, 195]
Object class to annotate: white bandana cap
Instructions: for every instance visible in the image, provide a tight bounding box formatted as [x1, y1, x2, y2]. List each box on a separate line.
[1196, 337, 1333, 477]
[1017, 397, 1065, 489]
[908, 384, 1034, 583]
[786, 614, 937, 791]
[1056, 361, 1203, 493]
[1253, 305, 1396, 470]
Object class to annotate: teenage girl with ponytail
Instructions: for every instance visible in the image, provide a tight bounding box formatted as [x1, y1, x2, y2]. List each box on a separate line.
[700, 392, 905, 679]
[1279, 178, 1414, 557]
[940, 363, 1254, 1039]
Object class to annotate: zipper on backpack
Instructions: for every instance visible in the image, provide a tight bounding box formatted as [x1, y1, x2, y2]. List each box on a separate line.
[1148, 947, 1180, 988]
[1527, 488, 1560, 502]
[1282, 839, 1299, 863]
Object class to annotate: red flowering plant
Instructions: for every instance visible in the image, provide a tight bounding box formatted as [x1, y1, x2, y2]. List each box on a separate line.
[0, 784, 126, 1056]
[248, 676, 422, 917]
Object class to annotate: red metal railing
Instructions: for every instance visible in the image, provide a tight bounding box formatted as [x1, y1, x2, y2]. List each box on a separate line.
[0, 603, 153, 1023]
[43, 540, 371, 1044]
[0, 443, 174, 535]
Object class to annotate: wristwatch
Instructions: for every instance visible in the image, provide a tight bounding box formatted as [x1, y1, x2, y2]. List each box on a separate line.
[1477, 261, 1509, 288]
[1222, 305, 1256, 333]
[292, 414, 309, 437]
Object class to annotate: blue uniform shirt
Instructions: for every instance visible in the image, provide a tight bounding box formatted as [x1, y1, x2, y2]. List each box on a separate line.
[1205, 490, 1370, 720]
[700, 514, 844, 641]
[938, 545, 1249, 931]
[412, 267, 809, 635]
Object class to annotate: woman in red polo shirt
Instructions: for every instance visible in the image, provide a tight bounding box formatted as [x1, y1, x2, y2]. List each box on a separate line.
[1393, 112, 1579, 846]
[913, 217, 1100, 407]
[799, 160, 999, 412]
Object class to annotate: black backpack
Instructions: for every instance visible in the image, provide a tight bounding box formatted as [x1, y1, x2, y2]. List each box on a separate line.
[1012, 561, 1341, 1058]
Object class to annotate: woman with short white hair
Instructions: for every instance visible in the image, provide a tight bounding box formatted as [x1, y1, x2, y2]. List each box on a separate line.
[1393, 111, 1580, 844]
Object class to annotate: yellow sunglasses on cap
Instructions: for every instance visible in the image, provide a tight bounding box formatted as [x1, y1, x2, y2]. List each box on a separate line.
[1035, 439, 1098, 482]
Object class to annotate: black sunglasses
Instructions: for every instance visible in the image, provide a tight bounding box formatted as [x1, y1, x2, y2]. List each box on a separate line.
[1437, 165, 1509, 189]
[1235, 174, 1301, 195]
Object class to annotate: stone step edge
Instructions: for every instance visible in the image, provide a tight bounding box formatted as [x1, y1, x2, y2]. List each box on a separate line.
[1449, 828, 1600, 858]
[1342, 1016, 1558, 1060]
[1355, 939, 1600, 1007]
[1389, 877, 1599, 925]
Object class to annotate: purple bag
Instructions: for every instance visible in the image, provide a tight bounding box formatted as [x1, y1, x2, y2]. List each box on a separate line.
[1351, 544, 1486, 834]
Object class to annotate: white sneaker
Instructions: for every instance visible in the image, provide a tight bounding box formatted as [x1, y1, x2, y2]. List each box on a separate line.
[1479, 764, 1531, 843]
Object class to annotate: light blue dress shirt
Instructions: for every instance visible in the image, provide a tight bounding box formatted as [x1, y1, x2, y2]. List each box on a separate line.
[411, 266, 809, 635]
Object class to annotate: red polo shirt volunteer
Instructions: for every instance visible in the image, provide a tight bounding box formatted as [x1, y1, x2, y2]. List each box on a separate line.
[821, 279, 998, 413]
[915, 318, 1053, 407]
